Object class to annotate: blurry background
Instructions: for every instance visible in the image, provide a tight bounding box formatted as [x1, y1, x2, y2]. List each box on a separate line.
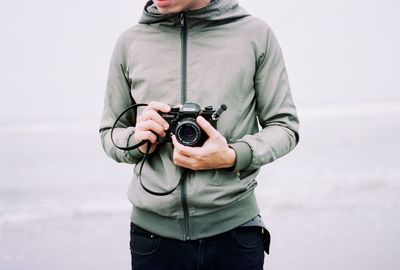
[1, 0, 399, 269]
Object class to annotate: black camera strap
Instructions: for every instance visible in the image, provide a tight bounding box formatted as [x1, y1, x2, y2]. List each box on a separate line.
[139, 144, 189, 196]
[110, 103, 187, 196]
[110, 103, 148, 151]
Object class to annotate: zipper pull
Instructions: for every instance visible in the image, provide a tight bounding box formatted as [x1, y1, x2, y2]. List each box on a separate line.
[180, 13, 186, 27]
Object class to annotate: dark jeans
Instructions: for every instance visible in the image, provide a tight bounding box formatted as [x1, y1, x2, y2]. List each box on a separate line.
[130, 223, 265, 270]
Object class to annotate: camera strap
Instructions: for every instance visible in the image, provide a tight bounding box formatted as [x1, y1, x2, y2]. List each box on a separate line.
[110, 103, 187, 196]
[110, 103, 148, 151]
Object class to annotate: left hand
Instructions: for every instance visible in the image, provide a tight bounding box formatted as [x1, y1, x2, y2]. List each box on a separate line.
[171, 116, 236, 170]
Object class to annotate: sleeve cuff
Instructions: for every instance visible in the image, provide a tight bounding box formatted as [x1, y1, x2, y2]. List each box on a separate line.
[126, 132, 145, 161]
[229, 141, 253, 172]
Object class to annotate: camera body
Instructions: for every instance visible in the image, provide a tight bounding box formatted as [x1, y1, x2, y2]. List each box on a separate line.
[160, 102, 225, 147]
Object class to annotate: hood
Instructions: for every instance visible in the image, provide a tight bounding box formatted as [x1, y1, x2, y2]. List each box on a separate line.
[139, 0, 249, 24]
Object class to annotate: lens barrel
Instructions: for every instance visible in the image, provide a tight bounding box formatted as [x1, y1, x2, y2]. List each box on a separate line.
[176, 118, 202, 146]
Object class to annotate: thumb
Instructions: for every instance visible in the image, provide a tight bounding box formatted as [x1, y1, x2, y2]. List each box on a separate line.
[197, 116, 219, 138]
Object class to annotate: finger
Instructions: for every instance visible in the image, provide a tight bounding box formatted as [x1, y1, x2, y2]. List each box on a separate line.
[171, 135, 184, 150]
[171, 135, 198, 157]
[137, 120, 166, 137]
[147, 101, 171, 113]
[196, 116, 219, 138]
[173, 153, 194, 169]
[172, 146, 197, 168]
[140, 110, 170, 130]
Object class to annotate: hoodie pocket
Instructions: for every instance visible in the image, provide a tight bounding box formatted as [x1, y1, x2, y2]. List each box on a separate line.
[207, 169, 238, 186]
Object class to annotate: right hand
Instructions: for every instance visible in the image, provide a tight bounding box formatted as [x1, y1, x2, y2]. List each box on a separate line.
[134, 101, 171, 154]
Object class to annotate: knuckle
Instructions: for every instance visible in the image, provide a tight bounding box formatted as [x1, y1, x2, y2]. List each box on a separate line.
[144, 132, 156, 143]
[176, 148, 184, 155]
[137, 121, 148, 131]
[149, 121, 163, 134]
[141, 119, 151, 128]
[191, 163, 198, 170]
[140, 112, 151, 121]
[149, 111, 162, 122]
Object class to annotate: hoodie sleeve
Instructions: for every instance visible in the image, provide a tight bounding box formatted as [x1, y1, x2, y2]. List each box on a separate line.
[99, 30, 145, 164]
[230, 27, 300, 172]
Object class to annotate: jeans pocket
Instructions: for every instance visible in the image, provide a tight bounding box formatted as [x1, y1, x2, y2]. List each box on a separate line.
[130, 225, 160, 255]
[232, 226, 264, 249]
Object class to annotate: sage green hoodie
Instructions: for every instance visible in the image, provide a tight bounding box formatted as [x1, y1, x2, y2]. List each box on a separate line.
[100, 0, 299, 240]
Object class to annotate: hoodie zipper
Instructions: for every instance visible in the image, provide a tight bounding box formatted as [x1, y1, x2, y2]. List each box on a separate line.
[181, 174, 191, 240]
[180, 13, 188, 104]
[179, 13, 191, 241]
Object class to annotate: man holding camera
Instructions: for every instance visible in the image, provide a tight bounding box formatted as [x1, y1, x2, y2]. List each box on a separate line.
[100, 0, 299, 269]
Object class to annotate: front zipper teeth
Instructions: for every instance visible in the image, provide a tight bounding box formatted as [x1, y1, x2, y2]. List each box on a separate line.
[179, 13, 190, 240]
[181, 177, 191, 240]
[180, 13, 187, 104]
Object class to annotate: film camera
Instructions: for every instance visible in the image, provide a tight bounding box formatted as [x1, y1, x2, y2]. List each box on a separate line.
[159, 102, 227, 147]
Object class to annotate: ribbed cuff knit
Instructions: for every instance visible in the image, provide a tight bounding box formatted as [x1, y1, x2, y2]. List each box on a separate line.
[229, 141, 253, 172]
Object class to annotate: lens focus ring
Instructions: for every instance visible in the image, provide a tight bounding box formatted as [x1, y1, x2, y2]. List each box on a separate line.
[176, 118, 201, 146]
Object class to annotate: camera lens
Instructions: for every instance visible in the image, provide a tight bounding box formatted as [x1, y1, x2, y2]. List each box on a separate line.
[176, 118, 201, 146]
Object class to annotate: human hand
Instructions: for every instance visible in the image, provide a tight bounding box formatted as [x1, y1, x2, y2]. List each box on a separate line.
[134, 101, 170, 154]
[171, 116, 236, 170]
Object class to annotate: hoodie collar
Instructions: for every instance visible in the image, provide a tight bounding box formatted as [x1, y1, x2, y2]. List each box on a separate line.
[139, 0, 248, 25]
